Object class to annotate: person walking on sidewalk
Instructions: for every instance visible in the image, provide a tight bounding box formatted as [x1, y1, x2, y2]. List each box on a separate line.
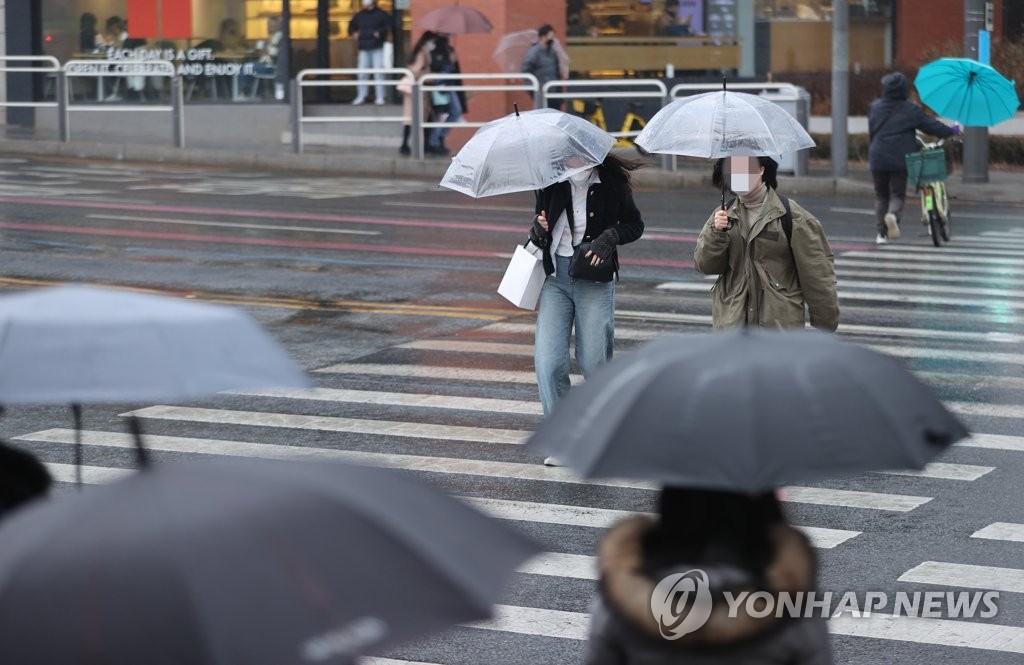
[694, 156, 839, 332]
[521, 25, 563, 110]
[528, 154, 644, 466]
[348, 0, 391, 106]
[425, 34, 467, 156]
[868, 71, 961, 244]
[583, 488, 833, 665]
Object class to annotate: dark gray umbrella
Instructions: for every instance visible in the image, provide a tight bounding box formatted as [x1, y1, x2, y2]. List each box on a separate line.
[0, 458, 539, 664]
[527, 328, 968, 492]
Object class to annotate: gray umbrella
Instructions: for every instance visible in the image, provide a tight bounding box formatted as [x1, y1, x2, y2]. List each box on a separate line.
[0, 457, 539, 664]
[527, 328, 968, 492]
[0, 284, 311, 485]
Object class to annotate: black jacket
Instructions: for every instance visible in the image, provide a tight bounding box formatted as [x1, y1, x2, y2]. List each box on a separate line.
[533, 169, 644, 276]
[348, 7, 391, 51]
[867, 72, 957, 171]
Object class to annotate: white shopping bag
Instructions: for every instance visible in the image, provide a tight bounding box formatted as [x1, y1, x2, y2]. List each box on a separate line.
[498, 243, 546, 310]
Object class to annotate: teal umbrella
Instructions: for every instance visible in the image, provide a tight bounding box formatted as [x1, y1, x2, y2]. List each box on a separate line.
[914, 57, 1020, 127]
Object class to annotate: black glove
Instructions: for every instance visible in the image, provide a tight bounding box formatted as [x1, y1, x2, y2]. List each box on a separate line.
[588, 228, 619, 261]
[529, 215, 549, 248]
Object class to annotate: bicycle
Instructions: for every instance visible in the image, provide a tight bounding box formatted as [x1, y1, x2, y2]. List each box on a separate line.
[570, 99, 648, 147]
[905, 136, 954, 247]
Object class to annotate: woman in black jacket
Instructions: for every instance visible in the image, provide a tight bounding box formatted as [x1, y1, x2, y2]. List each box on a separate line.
[527, 154, 644, 465]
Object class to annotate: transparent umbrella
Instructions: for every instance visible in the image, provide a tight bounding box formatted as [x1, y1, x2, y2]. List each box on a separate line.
[492, 30, 569, 80]
[440, 106, 614, 198]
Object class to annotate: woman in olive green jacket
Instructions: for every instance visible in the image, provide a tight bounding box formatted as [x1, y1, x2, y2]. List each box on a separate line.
[694, 156, 839, 331]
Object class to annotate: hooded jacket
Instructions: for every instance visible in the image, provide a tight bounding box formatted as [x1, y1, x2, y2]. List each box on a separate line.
[867, 72, 957, 172]
[583, 517, 833, 665]
[693, 187, 839, 331]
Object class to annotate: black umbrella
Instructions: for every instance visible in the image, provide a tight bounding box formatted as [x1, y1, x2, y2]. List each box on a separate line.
[527, 328, 968, 492]
[0, 458, 539, 664]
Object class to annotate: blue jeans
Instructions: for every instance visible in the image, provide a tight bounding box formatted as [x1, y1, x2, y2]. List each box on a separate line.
[357, 48, 385, 101]
[535, 254, 615, 417]
[428, 90, 463, 149]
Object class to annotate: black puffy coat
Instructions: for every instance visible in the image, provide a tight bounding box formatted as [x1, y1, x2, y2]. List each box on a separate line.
[867, 72, 957, 172]
[347, 7, 391, 51]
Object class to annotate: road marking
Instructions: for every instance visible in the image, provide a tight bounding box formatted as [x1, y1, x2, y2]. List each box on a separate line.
[971, 523, 1024, 543]
[834, 280, 1024, 300]
[958, 433, 1024, 452]
[898, 562, 1024, 594]
[880, 463, 994, 481]
[463, 497, 858, 548]
[780, 487, 930, 512]
[835, 268, 1024, 287]
[519, 552, 597, 579]
[946, 402, 1024, 419]
[124, 406, 529, 445]
[842, 250, 1024, 266]
[835, 258, 1024, 276]
[874, 244, 1024, 257]
[315, 362, 574, 385]
[87, 213, 382, 236]
[470, 604, 1024, 653]
[230, 387, 544, 415]
[33, 448, 858, 550]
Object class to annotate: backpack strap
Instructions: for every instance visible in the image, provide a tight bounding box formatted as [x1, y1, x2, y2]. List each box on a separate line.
[778, 194, 793, 248]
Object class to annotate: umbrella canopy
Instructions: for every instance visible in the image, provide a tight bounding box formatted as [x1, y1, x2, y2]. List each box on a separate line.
[527, 328, 967, 493]
[915, 57, 1020, 127]
[0, 284, 310, 404]
[440, 107, 614, 198]
[493, 30, 569, 79]
[417, 4, 492, 35]
[0, 458, 539, 664]
[634, 89, 816, 158]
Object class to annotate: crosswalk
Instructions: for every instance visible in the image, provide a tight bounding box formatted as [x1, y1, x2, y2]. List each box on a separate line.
[11, 227, 1024, 662]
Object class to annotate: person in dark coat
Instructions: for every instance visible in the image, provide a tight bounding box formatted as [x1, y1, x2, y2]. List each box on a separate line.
[0, 441, 52, 519]
[584, 488, 832, 665]
[521, 25, 563, 110]
[528, 154, 644, 464]
[867, 71, 960, 244]
[348, 0, 392, 105]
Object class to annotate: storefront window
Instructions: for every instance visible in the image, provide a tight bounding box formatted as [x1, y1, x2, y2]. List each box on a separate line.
[38, 0, 395, 103]
[755, 0, 893, 20]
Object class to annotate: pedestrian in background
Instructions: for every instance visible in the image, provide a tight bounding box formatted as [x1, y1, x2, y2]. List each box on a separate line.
[398, 31, 436, 156]
[868, 71, 961, 244]
[694, 156, 839, 331]
[348, 0, 392, 106]
[425, 34, 467, 157]
[529, 154, 644, 465]
[521, 25, 563, 110]
[583, 487, 832, 664]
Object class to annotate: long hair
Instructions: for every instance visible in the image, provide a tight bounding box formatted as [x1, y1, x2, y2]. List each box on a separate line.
[409, 31, 437, 64]
[712, 156, 779, 191]
[597, 152, 644, 188]
[642, 487, 784, 577]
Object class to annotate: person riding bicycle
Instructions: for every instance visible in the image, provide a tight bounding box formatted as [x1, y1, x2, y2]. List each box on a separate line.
[867, 72, 961, 244]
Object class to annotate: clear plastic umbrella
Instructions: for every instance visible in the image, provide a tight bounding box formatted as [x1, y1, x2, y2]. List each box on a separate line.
[635, 89, 815, 158]
[440, 107, 614, 198]
[492, 30, 569, 80]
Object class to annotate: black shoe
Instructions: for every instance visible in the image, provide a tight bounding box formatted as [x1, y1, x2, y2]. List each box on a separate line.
[399, 145, 411, 156]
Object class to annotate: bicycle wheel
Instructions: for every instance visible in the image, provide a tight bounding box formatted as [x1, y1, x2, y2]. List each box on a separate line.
[928, 209, 943, 247]
[936, 184, 951, 241]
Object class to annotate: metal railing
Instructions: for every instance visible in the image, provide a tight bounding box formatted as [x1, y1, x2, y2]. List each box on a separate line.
[416, 73, 538, 160]
[0, 56, 63, 137]
[62, 60, 183, 147]
[292, 67, 415, 154]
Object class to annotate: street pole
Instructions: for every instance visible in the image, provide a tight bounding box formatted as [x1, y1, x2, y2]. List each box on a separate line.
[831, 0, 849, 178]
[963, 0, 989, 183]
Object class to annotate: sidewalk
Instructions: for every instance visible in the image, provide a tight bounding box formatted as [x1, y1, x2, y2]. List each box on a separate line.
[3, 119, 1024, 205]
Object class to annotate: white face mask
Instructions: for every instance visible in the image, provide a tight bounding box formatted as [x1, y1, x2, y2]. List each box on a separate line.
[568, 169, 592, 186]
[728, 156, 762, 193]
[362, 0, 373, 7]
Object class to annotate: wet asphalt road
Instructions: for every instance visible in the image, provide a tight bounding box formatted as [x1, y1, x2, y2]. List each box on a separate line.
[0, 155, 1022, 665]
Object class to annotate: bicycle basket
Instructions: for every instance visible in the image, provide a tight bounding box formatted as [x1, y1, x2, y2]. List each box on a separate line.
[905, 148, 947, 184]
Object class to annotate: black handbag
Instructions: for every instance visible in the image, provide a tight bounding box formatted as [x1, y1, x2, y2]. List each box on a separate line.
[568, 241, 616, 282]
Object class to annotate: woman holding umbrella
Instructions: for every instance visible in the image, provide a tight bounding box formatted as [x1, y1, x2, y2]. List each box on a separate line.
[528, 153, 644, 465]
[584, 487, 832, 664]
[694, 156, 839, 332]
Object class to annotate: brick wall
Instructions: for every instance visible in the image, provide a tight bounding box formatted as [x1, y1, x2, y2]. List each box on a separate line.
[895, 0, 1005, 67]
[411, 0, 565, 150]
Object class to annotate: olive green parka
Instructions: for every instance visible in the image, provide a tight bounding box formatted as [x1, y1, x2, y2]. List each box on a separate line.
[694, 188, 839, 331]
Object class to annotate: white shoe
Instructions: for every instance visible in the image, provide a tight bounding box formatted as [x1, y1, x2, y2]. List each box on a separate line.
[875, 234, 888, 245]
[351, 97, 366, 106]
[374, 98, 386, 105]
[883, 212, 900, 240]
[543, 456, 561, 467]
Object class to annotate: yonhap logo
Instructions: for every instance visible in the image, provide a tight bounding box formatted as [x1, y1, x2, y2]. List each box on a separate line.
[650, 569, 713, 640]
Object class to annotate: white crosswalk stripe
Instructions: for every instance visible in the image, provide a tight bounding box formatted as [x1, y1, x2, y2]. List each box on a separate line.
[19, 228, 1024, 661]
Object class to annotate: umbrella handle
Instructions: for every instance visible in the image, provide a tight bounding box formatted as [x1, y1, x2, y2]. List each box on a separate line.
[71, 403, 82, 489]
[126, 416, 152, 470]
